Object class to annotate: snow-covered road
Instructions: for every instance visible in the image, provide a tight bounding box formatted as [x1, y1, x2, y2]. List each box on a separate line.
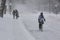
[13, 3, 60, 40]
[0, 2, 60, 40]
[0, 13, 35, 40]
[21, 12, 60, 40]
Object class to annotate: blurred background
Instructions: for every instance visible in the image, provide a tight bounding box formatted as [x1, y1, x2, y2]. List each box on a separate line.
[0, 0, 60, 17]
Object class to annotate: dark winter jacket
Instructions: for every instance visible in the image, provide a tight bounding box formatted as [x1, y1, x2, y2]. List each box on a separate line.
[12, 10, 19, 17]
[38, 14, 45, 24]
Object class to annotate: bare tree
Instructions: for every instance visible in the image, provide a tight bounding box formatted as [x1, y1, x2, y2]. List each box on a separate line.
[0, 0, 6, 17]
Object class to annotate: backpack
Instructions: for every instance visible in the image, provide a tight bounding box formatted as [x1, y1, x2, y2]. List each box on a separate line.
[39, 18, 44, 24]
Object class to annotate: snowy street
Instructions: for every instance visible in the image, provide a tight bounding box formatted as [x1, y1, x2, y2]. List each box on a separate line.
[0, 13, 35, 40]
[0, 0, 60, 40]
[21, 12, 60, 40]
[0, 5, 60, 40]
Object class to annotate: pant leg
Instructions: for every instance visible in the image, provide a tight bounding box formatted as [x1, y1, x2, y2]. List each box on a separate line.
[16, 13, 19, 19]
[39, 23, 43, 31]
[16, 16, 19, 19]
